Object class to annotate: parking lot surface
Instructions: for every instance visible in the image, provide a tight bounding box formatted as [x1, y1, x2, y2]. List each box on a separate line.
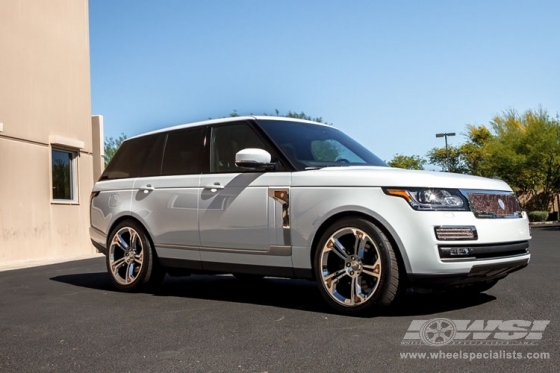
[0, 225, 558, 372]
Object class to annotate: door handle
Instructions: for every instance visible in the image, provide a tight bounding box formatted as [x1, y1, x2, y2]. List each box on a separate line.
[139, 184, 155, 193]
[203, 183, 224, 191]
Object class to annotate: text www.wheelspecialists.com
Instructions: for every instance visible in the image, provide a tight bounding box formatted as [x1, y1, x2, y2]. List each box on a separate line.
[400, 350, 550, 361]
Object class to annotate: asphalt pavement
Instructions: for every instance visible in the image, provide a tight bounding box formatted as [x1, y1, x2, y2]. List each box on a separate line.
[0, 225, 558, 373]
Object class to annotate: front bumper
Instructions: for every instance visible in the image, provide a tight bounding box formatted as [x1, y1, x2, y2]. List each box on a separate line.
[408, 257, 529, 288]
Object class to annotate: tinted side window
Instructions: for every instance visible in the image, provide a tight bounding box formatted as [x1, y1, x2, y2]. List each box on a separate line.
[210, 122, 269, 173]
[161, 127, 205, 176]
[100, 134, 162, 180]
[140, 134, 165, 177]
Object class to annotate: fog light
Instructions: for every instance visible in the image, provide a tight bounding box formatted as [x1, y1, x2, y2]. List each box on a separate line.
[439, 246, 474, 259]
[449, 247, 471, 256]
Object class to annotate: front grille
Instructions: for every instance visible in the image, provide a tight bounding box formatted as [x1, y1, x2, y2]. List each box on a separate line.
[466, 192, 521, 218]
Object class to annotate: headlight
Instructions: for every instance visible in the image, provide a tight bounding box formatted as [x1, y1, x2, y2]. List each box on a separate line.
[383, 188, 468, 211]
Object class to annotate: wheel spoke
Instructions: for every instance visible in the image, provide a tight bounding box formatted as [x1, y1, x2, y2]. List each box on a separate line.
[111, 257, 126, 274]
[351, 277, 367, 305]
[323, 269, 347, 295]
[352, 229, 366, 258]
[329, 238, 349, 260]
[323, 268, 346, 282]
[362, 258, 381, 279]
[115, 233, 129, 252]
[134, 251, 143, 264]
[130, 231, 138, 251]
[125, 263, 134, 283]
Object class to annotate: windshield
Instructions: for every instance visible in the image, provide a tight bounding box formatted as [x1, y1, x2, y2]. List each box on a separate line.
[257, 119, 388, 171]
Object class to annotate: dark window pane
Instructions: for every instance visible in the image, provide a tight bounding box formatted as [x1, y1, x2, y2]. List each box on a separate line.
[161, 128, 204, 176]
[101, 134, 159, 180]
[140, 134, 165, 177]
[210, 122, 268, 173]
[52, 150, 73, 200]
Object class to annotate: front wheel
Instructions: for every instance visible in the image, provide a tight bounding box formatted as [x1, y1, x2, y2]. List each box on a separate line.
[314, 217, 401, 315]
[106, 220, 164, 292]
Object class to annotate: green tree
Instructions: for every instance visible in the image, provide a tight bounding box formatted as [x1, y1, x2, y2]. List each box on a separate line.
[484, 108, 560, 210]
[284, 110, 326, 124]
[426, 145, 468, 173]
[104, 133, 127, 167]
[228, 109, 331, 124]
[458, 125, 494, 176]
[388, 154, 426, 170]
[426, 125, 493, 175]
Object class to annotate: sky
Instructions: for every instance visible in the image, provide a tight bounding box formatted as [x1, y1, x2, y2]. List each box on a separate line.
[89, 0, 560, 166]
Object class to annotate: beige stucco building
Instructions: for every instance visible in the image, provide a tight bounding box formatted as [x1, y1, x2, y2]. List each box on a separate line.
[0, 0, 103, 267]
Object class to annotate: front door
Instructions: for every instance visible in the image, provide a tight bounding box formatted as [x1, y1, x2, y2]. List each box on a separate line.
[198, 121, 292, 271]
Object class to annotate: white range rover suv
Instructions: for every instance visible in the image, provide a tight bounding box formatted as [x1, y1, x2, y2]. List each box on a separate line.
[90, 116, 531, 315]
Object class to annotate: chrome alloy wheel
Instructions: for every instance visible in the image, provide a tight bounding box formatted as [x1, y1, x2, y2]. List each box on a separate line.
[108, 227, 144, 285]
[320, 227, 382, 306]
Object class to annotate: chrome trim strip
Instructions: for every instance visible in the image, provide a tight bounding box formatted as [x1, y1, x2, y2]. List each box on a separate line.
[440, 253, 530, 262]
[158, 243, 198, 251]
[157, 243, 292, 256]
[199, 245, 292, 256]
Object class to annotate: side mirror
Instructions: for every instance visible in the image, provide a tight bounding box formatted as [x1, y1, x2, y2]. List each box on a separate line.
[235, 148, 276, 170]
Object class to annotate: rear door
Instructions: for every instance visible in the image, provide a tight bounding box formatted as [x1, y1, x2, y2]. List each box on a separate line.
[131, 127, 206, 268]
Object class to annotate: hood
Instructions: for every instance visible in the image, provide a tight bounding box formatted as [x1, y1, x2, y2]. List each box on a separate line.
[291, 166, 513, 191]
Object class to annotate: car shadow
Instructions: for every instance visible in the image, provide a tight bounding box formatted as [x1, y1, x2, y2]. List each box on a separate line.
[51, 273, 495, 317]
[381, 291, 496, 317]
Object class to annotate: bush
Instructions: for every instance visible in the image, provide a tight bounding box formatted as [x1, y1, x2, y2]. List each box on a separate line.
[547, 212, 558, 222]
[528, 211, 549, 222]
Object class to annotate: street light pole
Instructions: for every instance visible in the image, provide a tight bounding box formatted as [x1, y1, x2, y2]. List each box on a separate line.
[435, 132, 456, 172]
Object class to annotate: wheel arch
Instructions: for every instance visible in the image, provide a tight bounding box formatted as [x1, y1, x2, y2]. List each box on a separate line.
[309, 210, 412, 279]
[106, 215, 157, 258]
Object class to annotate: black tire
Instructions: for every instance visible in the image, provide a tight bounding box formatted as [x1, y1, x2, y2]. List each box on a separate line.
[313, 216, 400, 315]
[106, 220, 164, 292]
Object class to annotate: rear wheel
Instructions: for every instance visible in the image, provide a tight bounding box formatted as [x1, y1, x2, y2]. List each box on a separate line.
[106, 220, 164, 292]
[314, 217, 400, 315]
